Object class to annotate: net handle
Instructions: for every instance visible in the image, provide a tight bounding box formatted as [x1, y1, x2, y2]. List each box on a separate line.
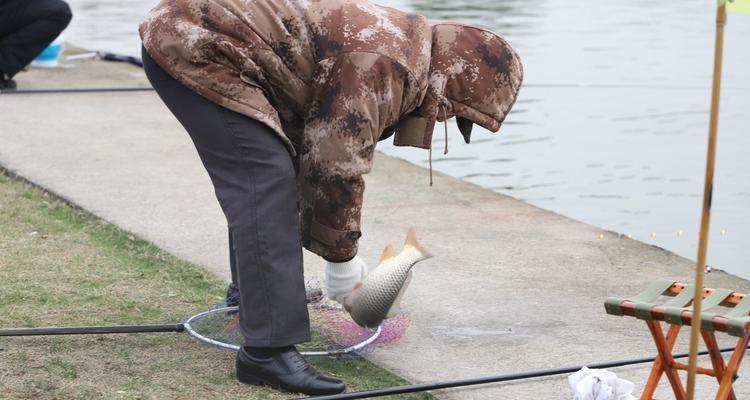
[0, 324, 184, 336]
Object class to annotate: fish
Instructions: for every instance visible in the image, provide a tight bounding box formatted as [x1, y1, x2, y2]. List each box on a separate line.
[343, 227, 432, 328]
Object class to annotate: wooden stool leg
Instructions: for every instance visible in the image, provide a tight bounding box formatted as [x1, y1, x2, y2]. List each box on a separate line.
[642, 324, 681, 400]
[715, 331, 750, 400]
[646, 320, 686, 400]
[702, 330, 736, 400]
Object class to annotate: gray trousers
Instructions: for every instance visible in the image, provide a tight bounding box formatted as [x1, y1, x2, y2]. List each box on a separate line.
[142, 48, 311, 347]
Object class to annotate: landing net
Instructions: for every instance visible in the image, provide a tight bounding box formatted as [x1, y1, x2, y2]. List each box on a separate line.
[183, 278, 411, 356]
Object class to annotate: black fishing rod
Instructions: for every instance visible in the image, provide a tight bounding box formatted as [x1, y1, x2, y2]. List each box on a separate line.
[0, 87, 153, 95]
[3, 83, 744, 96]
[524, 83, 747, 91]
[302, 344, 750, 400]
[524, 83, 707, 90]
[0, 52, 149, 94]
[2, 319, 746, 398]
[99, 52, 143, 67]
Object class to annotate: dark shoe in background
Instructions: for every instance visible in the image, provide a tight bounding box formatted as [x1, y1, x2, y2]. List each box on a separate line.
[226, 282, 240, 307]
[0, 75, 17, 90]
[236, 346, 346, 395]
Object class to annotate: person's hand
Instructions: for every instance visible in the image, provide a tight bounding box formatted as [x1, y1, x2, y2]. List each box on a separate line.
[325, 255, 368, 305]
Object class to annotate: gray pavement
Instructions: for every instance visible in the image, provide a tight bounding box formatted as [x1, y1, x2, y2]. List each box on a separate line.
[2, 55, 749, 399]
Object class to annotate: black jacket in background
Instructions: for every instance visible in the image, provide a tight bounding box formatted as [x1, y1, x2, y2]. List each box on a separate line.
[0, 0, 72, 78]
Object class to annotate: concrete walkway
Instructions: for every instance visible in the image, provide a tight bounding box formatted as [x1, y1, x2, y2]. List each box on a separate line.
[2, 56, 749, 399]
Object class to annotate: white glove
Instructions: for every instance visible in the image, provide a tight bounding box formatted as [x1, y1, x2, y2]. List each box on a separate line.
[325, 255, 368, 304]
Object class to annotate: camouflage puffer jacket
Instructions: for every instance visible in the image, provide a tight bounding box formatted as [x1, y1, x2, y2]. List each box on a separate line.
[139, 0, 523, 262]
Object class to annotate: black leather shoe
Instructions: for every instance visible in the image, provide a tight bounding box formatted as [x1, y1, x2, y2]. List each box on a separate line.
[226, 282, 240, 307]
[236, 346, 346, 395]
[0, 77, 16, 91]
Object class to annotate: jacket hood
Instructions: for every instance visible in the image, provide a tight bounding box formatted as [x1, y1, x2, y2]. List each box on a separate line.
[393, 22, 523, 148]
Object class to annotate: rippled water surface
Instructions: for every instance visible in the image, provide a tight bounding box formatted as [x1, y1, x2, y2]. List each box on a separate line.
[63, 0, 749, 279]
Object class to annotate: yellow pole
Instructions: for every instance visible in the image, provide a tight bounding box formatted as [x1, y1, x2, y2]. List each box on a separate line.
[685, 2, 727, 399]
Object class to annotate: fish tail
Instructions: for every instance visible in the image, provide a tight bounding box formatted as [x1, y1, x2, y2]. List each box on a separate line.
[403, 226, 432, 260]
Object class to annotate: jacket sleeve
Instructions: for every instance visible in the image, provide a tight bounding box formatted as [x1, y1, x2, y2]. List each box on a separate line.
[298, 52, 418, 262]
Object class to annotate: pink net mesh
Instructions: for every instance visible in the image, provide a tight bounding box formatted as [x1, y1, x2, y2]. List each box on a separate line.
[189, 276, 410, 354]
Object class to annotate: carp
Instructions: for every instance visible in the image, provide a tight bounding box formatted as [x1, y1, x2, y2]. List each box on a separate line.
[344, 227, 432, 328]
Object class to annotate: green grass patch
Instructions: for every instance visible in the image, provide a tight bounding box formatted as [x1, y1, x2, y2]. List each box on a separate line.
[0, 172, 432, 399]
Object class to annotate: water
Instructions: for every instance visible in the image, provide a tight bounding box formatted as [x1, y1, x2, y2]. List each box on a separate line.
[62, 0, 749, 280]
[61, 0, 152, 56]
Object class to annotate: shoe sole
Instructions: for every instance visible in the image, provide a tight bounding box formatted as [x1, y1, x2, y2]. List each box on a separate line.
[236, 367, 345, 395]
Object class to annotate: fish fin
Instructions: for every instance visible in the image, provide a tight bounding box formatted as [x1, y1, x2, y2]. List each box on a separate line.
[403, 227, 432, 258]
[386, 271, 413, 318]
[379, 244, 397, 263]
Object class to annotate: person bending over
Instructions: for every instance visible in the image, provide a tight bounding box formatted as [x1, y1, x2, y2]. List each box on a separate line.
[0, 0, 72, 90]
[139, 0, 522, 395]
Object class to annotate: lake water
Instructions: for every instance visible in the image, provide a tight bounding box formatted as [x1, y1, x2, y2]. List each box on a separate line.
[62, 0, 749, 280]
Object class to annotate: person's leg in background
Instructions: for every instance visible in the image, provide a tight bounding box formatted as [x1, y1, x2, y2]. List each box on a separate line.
[141, 48, 345, 395]
[0, 0, 72, 89]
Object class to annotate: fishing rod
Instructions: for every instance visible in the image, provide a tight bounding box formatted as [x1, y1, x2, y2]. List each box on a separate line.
[685, 3, 728, 398]
[523, 83, 745, 91]
[524, 83, 711, 90]
[302, 344, 750, 400]
[4, 83, 745, 96]
[0, 87, 153, 95]
[65, 51, 144, 67]
[0, 51, 146, 94]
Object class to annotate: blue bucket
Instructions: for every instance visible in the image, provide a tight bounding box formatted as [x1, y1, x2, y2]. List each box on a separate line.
[31, 34, 64, 68]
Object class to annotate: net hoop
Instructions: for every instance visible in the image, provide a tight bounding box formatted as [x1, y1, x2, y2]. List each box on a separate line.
[183, 306, 382, 356]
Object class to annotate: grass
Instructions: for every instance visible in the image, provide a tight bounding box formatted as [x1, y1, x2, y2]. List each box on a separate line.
[0, 171, 432, 399]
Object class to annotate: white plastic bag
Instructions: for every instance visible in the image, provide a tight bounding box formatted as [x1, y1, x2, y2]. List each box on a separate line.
[568, 367, 636, 400]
